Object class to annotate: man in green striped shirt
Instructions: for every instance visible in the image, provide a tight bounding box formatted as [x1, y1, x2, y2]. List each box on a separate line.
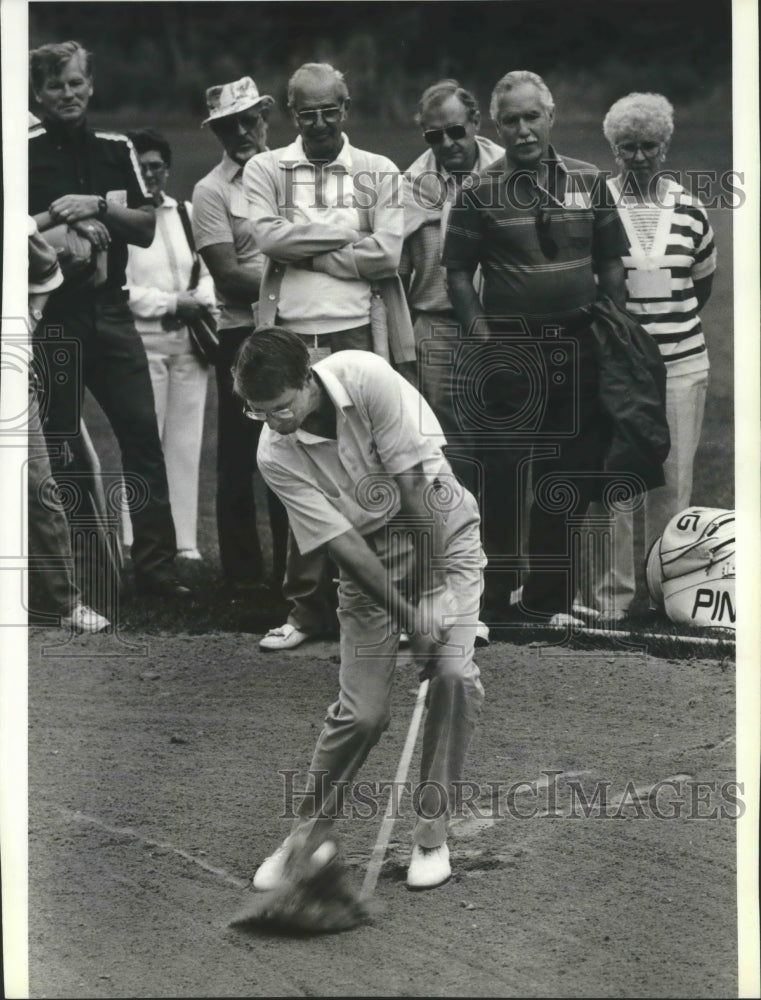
[443, 70, 628, 625]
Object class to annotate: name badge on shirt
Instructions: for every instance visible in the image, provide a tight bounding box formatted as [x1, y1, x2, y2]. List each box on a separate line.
[628, 267, 671, 300]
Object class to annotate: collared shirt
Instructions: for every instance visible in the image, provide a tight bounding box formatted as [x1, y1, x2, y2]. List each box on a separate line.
[442, 145, 628, 334]
[125, 196, 217, 337]
[400, 136, 503, 314]
[257, 350, 449, 554]
[192, 152, 265, 330]
[28, 117, 153, 300]
[244, 135, 404, 334]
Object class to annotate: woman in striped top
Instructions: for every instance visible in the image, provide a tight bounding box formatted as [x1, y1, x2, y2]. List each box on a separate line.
[588, 92, 717, 620]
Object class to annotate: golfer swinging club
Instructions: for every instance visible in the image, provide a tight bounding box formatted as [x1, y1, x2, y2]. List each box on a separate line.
[233, 327, 486, 891]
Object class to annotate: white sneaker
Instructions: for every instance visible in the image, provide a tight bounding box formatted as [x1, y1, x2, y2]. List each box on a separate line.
[61, 603, 110, 634]
[598, 609, 627, 624]
[406, 842, 451, 891]
[259, 623, 309, 651]
[252, 837, 293, 891]
[252, 835, 336, 891]
[474, 621, 490, 647]
[571, 603, 600, 620]
[548, 612, 585, 628]
[177, 548, 203, 561]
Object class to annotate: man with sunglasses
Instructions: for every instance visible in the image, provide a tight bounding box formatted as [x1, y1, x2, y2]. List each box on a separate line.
[243, 62, 414, 652]
[442, 70, 629, 627]
[192, 76, 289, 597]
[400, 80, 502, 509]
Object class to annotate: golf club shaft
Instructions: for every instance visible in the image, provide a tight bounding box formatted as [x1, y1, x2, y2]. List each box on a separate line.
[360, 677, 430, 901]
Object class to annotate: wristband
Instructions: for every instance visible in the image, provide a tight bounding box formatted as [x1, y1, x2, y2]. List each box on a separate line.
[97, 197, 108, 219]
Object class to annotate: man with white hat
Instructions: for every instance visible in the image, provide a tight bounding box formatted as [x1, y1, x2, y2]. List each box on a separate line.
[192, 76, 288, 595]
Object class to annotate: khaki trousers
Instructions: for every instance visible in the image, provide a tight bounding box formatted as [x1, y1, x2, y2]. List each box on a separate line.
[295, 485, 486, 848]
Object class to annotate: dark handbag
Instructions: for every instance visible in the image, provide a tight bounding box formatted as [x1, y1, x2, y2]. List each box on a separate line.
[175, 201, 219, 365]
[185, 304, 220, 365]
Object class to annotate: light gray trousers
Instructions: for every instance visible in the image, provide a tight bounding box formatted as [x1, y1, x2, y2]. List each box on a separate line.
[294, 483, 486, 849]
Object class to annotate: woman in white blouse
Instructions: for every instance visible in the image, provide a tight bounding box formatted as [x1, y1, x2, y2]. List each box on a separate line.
[125, 129, 217, 560]
[587, 93, 717, 620]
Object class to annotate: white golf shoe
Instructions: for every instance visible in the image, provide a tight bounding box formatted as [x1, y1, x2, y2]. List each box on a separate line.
[406, 842, 451, 891]
[259, 623, 309, 651]
[548, 612, 585, 628]
[252, 835, 337, 891]
[61, 603, 110, 634]
[252, 838, 292, 891]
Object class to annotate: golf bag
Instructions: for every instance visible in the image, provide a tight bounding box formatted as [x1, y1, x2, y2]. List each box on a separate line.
[646, 507, 735, 630]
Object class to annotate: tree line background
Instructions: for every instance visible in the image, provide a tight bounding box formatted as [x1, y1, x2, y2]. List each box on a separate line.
[28, 0, 732, 124]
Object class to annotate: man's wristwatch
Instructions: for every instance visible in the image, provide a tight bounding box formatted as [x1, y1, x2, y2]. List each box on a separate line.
[96, 196, 108, 219]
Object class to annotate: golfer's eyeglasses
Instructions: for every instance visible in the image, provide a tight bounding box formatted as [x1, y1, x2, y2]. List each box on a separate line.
[242, 403, 296, 422]
[423, 123, 467, 145]
[616, 140, 661, 159]
[294, 105, 343, 126]
[242, 385, 303, 421]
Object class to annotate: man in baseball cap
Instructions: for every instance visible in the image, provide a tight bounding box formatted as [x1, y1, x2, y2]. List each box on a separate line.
[191, 75, 289, 596]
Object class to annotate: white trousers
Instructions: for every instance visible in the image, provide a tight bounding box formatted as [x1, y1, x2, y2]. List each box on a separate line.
[123, 330, 208, 552]
[586, 368, 708, 614]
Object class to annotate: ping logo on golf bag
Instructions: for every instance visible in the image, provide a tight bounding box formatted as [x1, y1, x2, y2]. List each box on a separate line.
[646, 507, 735, 630]
[690, 587, 735, 624]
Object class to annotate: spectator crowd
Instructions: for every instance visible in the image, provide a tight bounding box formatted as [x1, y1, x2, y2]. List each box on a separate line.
[26, 36, 719, 895]
[27, 40, 716, 644]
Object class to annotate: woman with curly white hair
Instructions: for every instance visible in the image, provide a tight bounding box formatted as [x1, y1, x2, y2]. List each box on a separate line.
[588, 92, 717, 621]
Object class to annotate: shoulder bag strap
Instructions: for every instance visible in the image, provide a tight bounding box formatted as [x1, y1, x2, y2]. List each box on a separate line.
[176, 200, 201, 291]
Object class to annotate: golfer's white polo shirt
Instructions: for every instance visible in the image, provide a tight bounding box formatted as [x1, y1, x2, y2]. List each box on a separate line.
[257, 351, 449, 555]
